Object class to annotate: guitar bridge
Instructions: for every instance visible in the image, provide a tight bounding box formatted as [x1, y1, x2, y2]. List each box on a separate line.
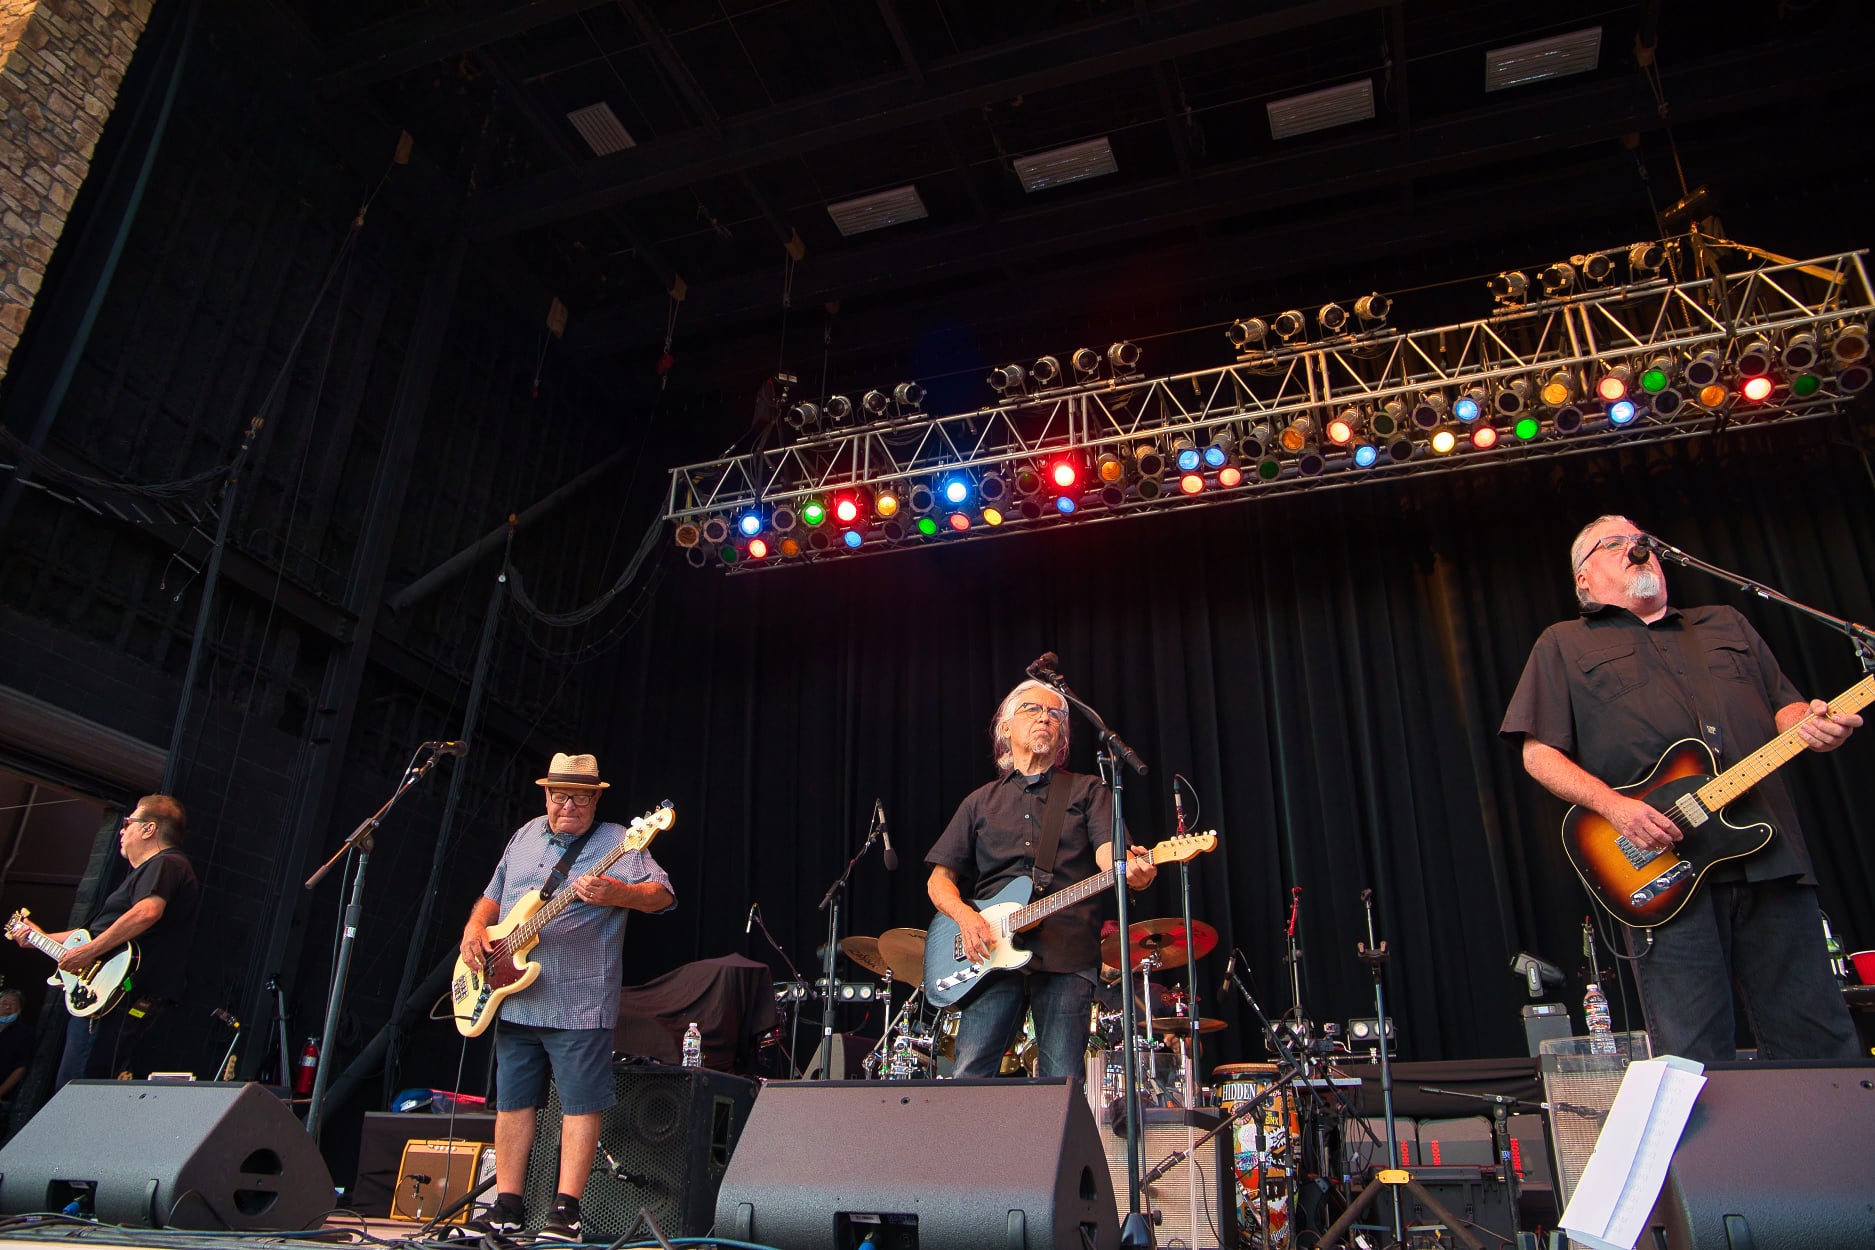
[1629, 860, 1694, 907]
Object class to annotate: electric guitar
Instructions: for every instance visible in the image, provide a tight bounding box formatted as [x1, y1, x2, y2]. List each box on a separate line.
[924, 831, 1218, 1008]
[451, 802, 674, 1037]
[5, 909, 139, 1018]
[1563, 674, 1874, 927]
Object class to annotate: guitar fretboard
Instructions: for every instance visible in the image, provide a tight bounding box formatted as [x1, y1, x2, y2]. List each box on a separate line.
[497, 808, 669, 954]
[1695, 674, 1875, 812]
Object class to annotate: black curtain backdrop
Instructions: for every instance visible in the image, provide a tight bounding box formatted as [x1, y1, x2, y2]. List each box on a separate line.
[593, 420, 1875, 1067]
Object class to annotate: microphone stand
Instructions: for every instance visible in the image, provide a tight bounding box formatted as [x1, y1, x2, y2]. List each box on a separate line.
[302, 742, 448, 1143]
[1030, 660, 1152, 1249]
[815, 810, 887, 1078]
[750, 907, 806, 1078]
[1417, 1085, 1545, 1249]
[1644, 534, 1875, 672]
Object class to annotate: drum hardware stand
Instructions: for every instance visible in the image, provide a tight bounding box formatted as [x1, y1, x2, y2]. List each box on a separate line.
[1417, 1085, 1543, 1250]
[865, 972, 918, 1078]
[814, 808, 890, 1079]
[1026, 652, 1154, 1249]
[1171, 774, 1204, 1100]
[750, 905, 807, 1077]
[1314, 891, 1489, 1250]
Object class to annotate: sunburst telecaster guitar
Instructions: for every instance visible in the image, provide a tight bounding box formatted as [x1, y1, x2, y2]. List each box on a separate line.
[1563, 674, 1873, 927]
[451, 802, 674, 1037]
[924, 831, 1218, 1008]
[5, 908, 139, 1017]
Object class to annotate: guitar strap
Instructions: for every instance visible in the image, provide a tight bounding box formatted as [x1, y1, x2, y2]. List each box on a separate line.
[1670, 621, 1727, 761]
[538, 825, 596, 901]
[1028, 774, 1073, 895]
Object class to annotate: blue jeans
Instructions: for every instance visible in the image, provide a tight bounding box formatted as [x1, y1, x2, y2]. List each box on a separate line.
[950, 970, 1094, 1079]
[1623, 880, 1859, 1065]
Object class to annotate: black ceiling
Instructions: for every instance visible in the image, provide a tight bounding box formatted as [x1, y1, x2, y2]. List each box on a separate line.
[283, 0, 1875, 415]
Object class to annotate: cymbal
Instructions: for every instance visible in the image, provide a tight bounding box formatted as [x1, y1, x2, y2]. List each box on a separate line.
[877, 927, 928, 984]
[839, 935, 893, 979]
[1146, 1016, 1228, 1035]
[1099, 918, 1218, 972]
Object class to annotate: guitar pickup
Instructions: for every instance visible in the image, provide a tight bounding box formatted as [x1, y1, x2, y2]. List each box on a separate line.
[1629, 860, 1694, 907]
[933, 966, 981, 994]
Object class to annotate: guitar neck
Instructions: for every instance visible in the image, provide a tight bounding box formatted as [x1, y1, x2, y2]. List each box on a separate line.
[21, 928, 64, 963]
[1005, 864, 1119, 932]
[1696, 673, 1875, 812]
[513, 823, 656, 946]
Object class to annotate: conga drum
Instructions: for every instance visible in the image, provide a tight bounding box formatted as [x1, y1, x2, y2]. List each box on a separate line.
[1213, 1062, 1299, 1248]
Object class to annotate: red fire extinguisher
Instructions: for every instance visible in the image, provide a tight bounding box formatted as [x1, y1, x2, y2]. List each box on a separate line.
[294, 1036, 320, 1096]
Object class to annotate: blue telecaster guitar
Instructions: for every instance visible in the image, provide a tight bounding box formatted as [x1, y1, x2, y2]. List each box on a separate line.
[923, 831, 1217, 1008]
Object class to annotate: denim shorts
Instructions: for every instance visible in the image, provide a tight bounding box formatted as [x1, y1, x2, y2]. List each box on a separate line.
[493, 1024, 617, 1115]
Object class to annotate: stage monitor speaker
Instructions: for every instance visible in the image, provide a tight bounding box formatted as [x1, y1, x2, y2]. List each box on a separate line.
[524, 1062, 756, 1241]
[0, 1080, 333, 1230]
[1644, 1062, 1875, 1250]
[715, 1078, 1119, 1250]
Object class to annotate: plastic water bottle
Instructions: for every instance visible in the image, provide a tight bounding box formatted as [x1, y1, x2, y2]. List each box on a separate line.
[681, 1021, 702, 1068]
[1584, 983, 1617, 1055]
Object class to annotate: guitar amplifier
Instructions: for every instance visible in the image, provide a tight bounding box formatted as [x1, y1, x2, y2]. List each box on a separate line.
[390, 1139, 494, 1224]
[1100, 1108, 1234, 1250]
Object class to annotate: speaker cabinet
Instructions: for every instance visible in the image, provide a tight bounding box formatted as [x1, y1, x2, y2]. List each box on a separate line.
[1100, 1109, 1234, 1250]
[524, 1062, 756, 1241]
[1644, 1062, 1875, 1250]
[0, 1080, 333, 1230]
[714, 1078, 1119, 1250]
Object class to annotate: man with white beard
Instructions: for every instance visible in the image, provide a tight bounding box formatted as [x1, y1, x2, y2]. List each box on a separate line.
[1500, 515, 1860, 1063]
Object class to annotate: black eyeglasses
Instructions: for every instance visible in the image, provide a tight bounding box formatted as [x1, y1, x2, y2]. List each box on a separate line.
[1573, 533, 1647, 570]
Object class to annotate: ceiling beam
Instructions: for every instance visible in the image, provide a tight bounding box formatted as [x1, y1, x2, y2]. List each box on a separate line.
[464, 0, 1395, 236]
[569, 36, 1861, 351]
[315, 0, 611, 98]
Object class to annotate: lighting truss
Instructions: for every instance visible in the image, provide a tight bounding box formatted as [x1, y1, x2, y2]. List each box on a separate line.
[666, 242, 1873, 571]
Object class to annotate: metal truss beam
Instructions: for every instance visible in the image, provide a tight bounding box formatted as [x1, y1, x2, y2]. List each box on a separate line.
[663, 242, 1873, 571]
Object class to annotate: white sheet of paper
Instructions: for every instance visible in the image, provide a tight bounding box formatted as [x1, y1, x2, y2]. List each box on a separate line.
[1559, 1055, 1706, 1250]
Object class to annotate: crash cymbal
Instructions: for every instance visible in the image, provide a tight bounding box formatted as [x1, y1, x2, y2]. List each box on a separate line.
[839, 935, 893, 980]
[1146, 1016, 1228, 1035]
[877, 927, 928, 985]
[1099, 918, 1218, 972]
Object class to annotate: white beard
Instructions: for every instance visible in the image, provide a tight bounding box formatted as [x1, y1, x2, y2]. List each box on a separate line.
[1627, 566, 1664, 600]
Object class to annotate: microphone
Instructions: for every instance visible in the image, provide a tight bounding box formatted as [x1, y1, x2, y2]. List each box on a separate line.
[1025, 651, 1063, 684]
[1286, 887, 1301, 939]
[746, 902, 758, 935]
[1220, 948, 1238, 995]
[1172, 778, 1185, 833]
[1626, 536, 1653, 566]
[404, 1173, 432, 1186]
[875, 799, 898, 871]
[425, 740, 469, 757]
[211, 1007, 240, 1029]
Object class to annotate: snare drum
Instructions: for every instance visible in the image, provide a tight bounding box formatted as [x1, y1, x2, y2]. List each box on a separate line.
[1213, 1062, 1299, 1248]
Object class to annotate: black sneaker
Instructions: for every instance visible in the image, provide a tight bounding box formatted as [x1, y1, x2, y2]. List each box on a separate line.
[454, 1195, 525, 1241]
[535, 1196, 582, 1244]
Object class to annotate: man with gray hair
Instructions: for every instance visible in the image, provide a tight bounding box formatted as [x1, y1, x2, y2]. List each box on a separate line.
[1501, 515, 1860, 1064]
[926, 676, 1156, 1078]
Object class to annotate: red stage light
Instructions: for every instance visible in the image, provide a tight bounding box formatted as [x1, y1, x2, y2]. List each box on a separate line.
[1741, 374, 1775, 402]
[834, 496, 861, 525]
[1217, 464, 1244, 488]
[1178, 473, 1204, 495]
[1048, 458, 1080, 491]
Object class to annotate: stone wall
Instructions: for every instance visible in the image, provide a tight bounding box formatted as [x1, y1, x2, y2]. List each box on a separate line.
[0, 0, 151, 381]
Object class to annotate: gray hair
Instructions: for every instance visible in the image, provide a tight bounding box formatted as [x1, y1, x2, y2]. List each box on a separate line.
[991, 678, 1071, 772]
[1569, 514, 1631, 608]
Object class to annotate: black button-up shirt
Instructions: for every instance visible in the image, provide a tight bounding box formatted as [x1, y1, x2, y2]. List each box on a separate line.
[1501, 602, 1812, 882]
[926, 767, 1124, 974]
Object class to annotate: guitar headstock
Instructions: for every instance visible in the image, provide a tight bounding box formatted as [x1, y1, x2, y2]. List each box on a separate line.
[1152, 831, 1219, 864]
[4, 908, 28, 937]
[623, 801, 675, 843]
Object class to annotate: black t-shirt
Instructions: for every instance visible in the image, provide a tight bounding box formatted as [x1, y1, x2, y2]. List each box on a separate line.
[0, 1020, 31, 1089]
[89, 847, 200, 1000]
[1500, 602, 1811, 882]
[925, 768, 1125, 974]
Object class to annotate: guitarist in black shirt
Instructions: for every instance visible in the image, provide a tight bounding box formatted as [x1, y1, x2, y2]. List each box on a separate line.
[1501, 515, 1860, 1064]
[12, 794, 200, 1087]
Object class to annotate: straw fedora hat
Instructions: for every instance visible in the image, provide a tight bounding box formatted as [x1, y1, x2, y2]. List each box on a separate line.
[535, 752, 610, 790]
